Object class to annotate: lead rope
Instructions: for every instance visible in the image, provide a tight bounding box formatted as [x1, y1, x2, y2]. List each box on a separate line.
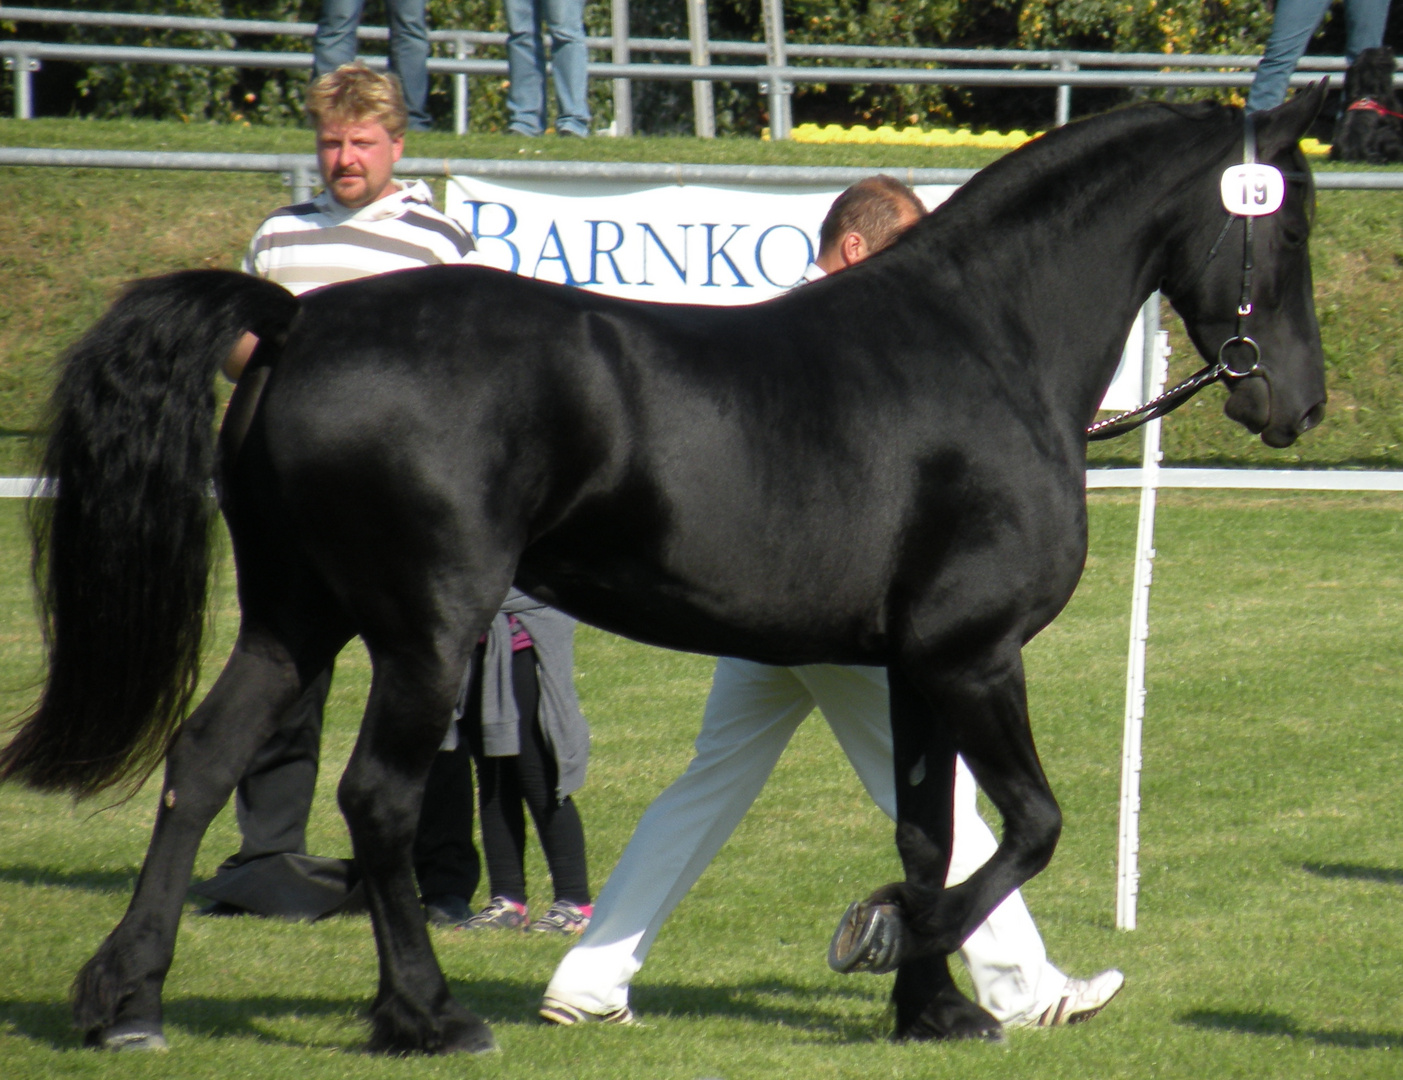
[1085, 361, 1224, 441]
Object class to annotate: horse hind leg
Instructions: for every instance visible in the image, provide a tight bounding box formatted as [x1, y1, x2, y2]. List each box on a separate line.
[72, 628, 322, 1050]
[339, 639, 495, 1056]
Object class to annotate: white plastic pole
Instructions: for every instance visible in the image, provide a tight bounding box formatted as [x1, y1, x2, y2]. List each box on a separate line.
[1115, 295, 1169, 931]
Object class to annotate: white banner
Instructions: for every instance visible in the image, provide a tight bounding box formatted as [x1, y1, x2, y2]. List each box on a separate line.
[444, 176, 1146, 408]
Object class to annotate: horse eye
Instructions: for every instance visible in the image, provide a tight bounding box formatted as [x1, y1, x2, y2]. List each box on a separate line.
[1277, 211, 1309, 248]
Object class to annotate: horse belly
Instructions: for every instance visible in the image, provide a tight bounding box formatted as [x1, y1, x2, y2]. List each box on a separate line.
[518, 504, 895, 665]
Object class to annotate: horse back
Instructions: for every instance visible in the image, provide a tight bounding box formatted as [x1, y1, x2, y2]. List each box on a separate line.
[237, 264, 1089, 665]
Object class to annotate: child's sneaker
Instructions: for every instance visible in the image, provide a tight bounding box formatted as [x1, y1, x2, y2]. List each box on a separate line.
[527, 899, 593, 935]
[457, 896, 528, 930]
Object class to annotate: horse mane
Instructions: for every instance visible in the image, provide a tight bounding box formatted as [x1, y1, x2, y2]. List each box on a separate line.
[896, 99, 1239, 250]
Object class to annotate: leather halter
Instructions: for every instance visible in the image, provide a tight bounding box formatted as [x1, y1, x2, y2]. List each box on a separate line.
[1087, 116, 1289, 442]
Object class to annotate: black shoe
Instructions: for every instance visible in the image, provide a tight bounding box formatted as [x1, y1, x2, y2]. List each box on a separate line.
[194, 900, 248, 917]
[423, 894, 474, 926]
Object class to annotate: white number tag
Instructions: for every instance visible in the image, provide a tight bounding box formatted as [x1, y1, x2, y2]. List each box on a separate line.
[1220, 164, 1285, 216]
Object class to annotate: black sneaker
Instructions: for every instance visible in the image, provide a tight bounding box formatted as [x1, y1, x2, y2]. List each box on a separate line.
[423, 894, 473, 927]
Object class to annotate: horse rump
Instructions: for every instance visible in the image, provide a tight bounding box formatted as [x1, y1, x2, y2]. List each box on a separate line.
[1329, 46, 1403, 164]
[0, 270, 298, 798]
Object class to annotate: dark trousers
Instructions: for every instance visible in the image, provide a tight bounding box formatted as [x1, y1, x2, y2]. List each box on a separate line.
[219, 663, 481, 905]
[467, 646, 589, 906]
[414, 723, 481, 901]
[226, 668, 332, 865]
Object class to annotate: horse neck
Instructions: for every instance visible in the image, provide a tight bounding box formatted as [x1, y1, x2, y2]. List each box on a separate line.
[896, 109, 1231, 432]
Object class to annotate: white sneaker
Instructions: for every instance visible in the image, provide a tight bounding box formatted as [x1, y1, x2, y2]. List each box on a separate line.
[539, 996, 635, 1026]
[1008, 969, 1125, 1028]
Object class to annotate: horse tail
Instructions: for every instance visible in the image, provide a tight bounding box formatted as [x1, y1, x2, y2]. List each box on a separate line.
[0, 269, 300, 798]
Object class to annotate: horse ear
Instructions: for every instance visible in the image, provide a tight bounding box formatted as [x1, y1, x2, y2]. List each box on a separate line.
[1255, 79, 1328, 157]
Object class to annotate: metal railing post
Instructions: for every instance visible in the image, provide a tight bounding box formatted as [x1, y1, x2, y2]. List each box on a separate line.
[611, 0, 632, 136]
[287, 160, 313, 203]
[760, 0, 790, 140]
[686, 0, 714, 138]
[1055, 54, 1077, 126]
[5, 52, 40, 119]
[453, 34, 471, 135]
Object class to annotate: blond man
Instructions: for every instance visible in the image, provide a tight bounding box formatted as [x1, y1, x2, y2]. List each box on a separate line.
[198, 64, 479, 924]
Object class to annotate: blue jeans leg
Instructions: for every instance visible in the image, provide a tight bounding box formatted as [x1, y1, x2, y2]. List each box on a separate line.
[314, 0, 363, 79]
[388, 0, 432, 130]
[1247, 0, 1334, 112]
[545, 0, 590, 135]
[506, 0, 548, 135]
[1343, 0, 1392, 65]
[1249, 0, 1393, 112]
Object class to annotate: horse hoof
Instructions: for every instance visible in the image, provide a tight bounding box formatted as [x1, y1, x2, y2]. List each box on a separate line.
[441, 1017, 497, 1056]
[828, 899, 908, 974]
[897, 1016, 1005, 1044]
[91, 1022, 169, 1052]
[895, 1000, 1004, 1043]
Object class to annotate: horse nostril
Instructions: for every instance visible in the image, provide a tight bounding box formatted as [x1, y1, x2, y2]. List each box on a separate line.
[1301, 402, 1326, 432]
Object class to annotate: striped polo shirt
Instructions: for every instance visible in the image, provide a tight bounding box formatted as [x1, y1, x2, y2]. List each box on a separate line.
[243, 178, 477, 295]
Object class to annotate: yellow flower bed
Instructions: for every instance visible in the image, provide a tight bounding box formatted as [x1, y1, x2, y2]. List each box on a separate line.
[788, 123, 1333, 156]
[790, 122, 1037, 148]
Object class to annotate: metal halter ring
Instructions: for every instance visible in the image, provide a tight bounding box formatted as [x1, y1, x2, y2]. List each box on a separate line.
[1216, 334, 1262, 379]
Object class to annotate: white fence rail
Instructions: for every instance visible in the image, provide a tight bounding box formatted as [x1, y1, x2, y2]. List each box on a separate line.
[3, 147, 1401, 205]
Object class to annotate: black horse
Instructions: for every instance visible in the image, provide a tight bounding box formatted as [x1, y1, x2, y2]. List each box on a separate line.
[1, 88, 1326, 1054]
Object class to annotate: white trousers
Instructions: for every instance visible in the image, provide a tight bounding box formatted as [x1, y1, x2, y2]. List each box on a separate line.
[546, 659, 1067, 1022]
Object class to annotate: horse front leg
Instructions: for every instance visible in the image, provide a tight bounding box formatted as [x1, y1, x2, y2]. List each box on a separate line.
[830, 648, 1061, 1042]
[340, 649, 494, 1056]
[73, 636, 305, 1050]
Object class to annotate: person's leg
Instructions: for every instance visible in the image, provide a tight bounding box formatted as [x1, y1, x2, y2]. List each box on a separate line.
[313, 0, 365, 80]
[227, 666, 333, 864]
[1247, 0, 1335, 111]
[414, 726, 481, 919]
[505, 0, 548, 135]
[387, 0, 432, 131]
[543, 659, 815, 1017]
[509, 649, 591, 905]
[542, 0, 590, 135]
[474, 752, 530, 903]
[946, 757, 1068, 1023]
[457, 645, 530, 907]
[792, 664, 897, 816]
[1343, 0, 1392, 65]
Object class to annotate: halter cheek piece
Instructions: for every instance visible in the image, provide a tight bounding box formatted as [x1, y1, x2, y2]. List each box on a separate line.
[1087, 116, 1301, 441]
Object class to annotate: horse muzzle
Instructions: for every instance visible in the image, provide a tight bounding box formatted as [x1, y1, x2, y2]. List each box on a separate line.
[1223, 375, 1326, 447]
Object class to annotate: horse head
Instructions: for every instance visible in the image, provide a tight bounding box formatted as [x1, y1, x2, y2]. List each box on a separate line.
[1162, 85, 1328, 448]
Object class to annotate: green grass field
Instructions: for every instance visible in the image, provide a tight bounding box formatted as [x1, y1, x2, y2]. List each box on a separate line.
[1, 489, 1401, 1079]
